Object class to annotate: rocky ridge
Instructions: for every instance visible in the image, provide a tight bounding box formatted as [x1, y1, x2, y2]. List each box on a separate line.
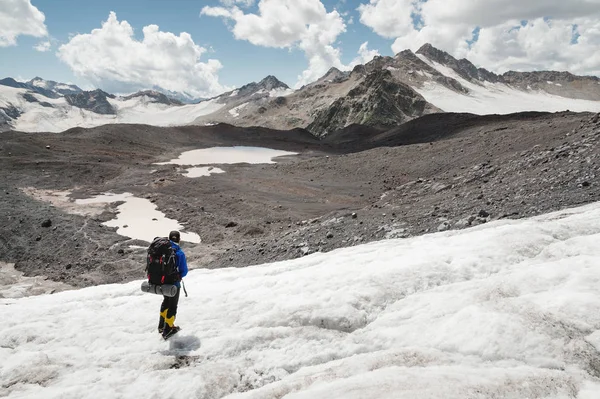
[416, 43, 600, 100]
[122, 90, 184, 106]
[64, 89, 116, 115]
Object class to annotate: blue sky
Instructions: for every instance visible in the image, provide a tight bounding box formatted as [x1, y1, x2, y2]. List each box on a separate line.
[1, 0, 393, 91]
[1, 0, 599, 97]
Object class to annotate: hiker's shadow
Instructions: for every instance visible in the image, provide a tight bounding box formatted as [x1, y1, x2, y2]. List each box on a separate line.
[162, 335, 202, 356]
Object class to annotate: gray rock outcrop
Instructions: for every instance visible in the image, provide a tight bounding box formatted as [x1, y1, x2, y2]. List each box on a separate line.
[307, 69, 439, 137]
[65, 90, 116, 115]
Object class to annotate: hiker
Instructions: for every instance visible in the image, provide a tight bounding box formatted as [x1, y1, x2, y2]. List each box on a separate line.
[157, 230, 188, 339]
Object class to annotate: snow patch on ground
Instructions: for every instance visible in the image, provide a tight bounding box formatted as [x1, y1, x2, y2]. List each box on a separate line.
[20, 187, 105, 216]
[157, 146, 297, 166]
[184, 166, 226, 178]
[2, 203, 600, 397]
[229, 102, 249, 118]
[269, 88, 295, 97]
[75, 193, 201, 243]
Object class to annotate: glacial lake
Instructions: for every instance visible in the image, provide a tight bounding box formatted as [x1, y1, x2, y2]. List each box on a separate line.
[76, 193, 201, 243]
[158, 146, 297, 177]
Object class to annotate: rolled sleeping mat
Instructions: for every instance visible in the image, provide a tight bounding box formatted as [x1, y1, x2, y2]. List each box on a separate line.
[140, 281, 178, 297]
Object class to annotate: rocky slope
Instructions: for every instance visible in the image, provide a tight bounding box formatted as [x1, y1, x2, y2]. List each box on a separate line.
[2, 111, 600, 295]
[122, 90, 183, 106]
[64, 89, 116, 115]
[307, 69, 439, 136]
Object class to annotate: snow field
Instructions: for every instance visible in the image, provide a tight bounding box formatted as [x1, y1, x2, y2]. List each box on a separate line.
[414, 55, 600, 114]
[2, 203, 600, 398]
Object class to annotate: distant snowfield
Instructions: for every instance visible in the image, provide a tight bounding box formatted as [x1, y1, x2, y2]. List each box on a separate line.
[3, 203, 600, 398]
[414, 56, 600, 114]
[0, 85, 225, 133]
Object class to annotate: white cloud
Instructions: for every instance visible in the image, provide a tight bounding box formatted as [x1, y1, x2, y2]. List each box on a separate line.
[219, 0, 255, 6]
[202, 0, 349, 86]
[349, 41, 380, 68]
[421, 0, 600, 28]
[358, 0, 600, 77]
[468, 18, 600, 76]
[0, 0, 47, 46]
[33, 40, 51, 52]
[358, 0, 416, 38]
[57, 12, 229, 98]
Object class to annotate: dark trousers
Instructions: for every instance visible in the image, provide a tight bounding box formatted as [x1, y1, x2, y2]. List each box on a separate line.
[158, 287, 180, 331]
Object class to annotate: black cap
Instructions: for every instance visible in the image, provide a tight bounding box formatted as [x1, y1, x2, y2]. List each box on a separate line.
[169, 230, 181, 243]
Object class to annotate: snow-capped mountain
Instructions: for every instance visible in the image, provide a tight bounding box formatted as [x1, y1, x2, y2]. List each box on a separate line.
[123, 90, 183, 106]
[0, 77, 83, 99]
[1, 44, 599, 133]
[190, 44, 600, 136]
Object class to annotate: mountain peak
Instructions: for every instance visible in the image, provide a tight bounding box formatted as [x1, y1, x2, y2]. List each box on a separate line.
[258, 75, 289, 90]
[124, 90, 183, 106]
[314, 67, 350, 85]
[416, 43, 458, 65]
[0, 77, 27, 89]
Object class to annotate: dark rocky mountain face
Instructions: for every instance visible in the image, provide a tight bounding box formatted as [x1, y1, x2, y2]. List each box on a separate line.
[23, 93, 53, 108]
[258, 75, 289, 91]
[309, 67, 351, 86]
[0, 105, 21, 132]
[123, 90, 183, 106]
[64, 90, 116, 115]
[307, 69, 439, 137]
[501, 70, 598, 84]
[234, 75, 289, 98]
[0, 78, 29, 90]
[416, 43, 500, 83]
[500, 71, 600, 100]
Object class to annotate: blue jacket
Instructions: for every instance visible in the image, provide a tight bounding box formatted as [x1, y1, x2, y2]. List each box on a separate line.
[170, 241, 188, 288]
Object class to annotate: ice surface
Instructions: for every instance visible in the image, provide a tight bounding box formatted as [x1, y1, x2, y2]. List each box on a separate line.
[2, 203, 600, 398]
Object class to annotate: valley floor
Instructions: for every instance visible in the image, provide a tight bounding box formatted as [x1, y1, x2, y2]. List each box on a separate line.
[1, 111, 600, 294]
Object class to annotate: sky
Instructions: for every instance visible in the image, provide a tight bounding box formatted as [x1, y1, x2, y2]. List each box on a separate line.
[1, 0, 600, 98]
[2, 199, 600, 397]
